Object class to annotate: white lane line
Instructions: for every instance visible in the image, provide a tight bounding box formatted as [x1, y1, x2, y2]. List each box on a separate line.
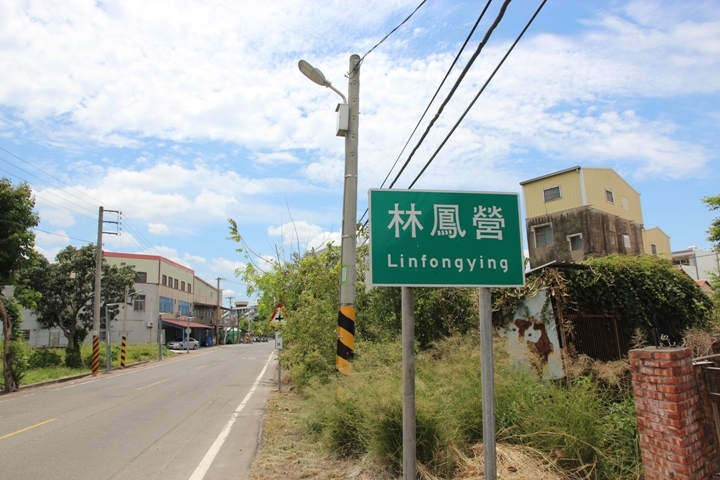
[189, 350, 275, 480]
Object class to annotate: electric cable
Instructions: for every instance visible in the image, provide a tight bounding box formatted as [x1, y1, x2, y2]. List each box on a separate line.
[358, 0, 495, 225]
[407, 0, 547, 188]
[353, 0, 428, 76]
[389, 0, 512, 190]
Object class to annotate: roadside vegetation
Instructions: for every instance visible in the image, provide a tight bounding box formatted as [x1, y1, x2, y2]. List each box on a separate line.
[0, 343, 174, 390]
[230, 219, 717, 479]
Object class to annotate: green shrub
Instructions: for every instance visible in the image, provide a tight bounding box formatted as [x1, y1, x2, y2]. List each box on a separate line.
[29, 348, 63, 368]
[301, 334, 641, 479]
[9, 342, 29, 385]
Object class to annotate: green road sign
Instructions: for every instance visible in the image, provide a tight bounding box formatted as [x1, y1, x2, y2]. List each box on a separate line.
[369, 189, 524, 287]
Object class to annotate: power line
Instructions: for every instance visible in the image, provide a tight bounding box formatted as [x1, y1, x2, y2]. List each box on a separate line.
[359, 0, 494, 224]
[31, 227, 94, 244]
[408, 0, 547, 188]
[353, 0, 428, 76]
[0, 146, 104, 208]
[390, 0, 512, 190]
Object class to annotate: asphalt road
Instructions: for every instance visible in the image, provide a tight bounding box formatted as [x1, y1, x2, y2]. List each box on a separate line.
[0, 342, 278, 480]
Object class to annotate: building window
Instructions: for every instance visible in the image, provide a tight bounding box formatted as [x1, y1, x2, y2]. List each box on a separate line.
[22, 330, 31, 341]
[651, 243, 658, 255]
[622, 196, 629, 210]
[168, 276, 173, 288]
[136, 271, 147, 283]
[568, 234, 583, 251]
[134, 294, 146, 311]
[159, 296, 173, 313]
[162, 275, 167, 286]
[605, 189, 614, 203]
[609, 233, 616, 245]
[623, 234, 631, 248]
[533, 224, 554, 248]
[187, 284, 192, 293]
[174, 279, 179, 289]
[178, 300, 191, 316]
[181, 281, 185, 291]
[543, 186, 561, 202]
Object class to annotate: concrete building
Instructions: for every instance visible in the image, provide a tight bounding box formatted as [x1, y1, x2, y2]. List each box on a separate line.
[672, 247, 720, 281]
[521, 166, 648, 269]
[5, 252, 224, 348]
[103, 252, 222, 345]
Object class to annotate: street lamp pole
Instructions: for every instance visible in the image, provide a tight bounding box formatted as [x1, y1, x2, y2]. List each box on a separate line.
[298, 55, 360, 375]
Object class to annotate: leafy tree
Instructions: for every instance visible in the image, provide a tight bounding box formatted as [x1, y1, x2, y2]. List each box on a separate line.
[230, 219, 479, 385]
[16, 245, 136, 367]
[703, 194, 720, 250]
[0, 178, 39, 392]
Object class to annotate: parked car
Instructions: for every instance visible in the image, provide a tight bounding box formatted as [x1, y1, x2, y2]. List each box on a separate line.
[167, 337, 199, 350]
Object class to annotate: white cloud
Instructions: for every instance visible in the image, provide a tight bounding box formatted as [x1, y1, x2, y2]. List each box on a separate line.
[148, 223, 170, 235]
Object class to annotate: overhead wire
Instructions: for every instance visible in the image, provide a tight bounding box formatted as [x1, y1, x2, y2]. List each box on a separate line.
[407, 0, 547, 188]
[359, 0, 495, 225]
[0, 146, 104, 209]
[389, 0, 512, 190]
[0, 145, 167, 256]
[353, 0, 428, 76]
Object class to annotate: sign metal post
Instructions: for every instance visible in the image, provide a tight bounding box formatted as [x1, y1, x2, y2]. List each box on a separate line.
[369, 189, 524, 480]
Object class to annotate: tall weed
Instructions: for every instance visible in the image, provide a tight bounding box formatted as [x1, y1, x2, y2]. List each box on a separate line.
[300, 334, 641, 479]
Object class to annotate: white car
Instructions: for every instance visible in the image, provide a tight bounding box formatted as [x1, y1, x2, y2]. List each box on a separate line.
[167, 337, 199, 350]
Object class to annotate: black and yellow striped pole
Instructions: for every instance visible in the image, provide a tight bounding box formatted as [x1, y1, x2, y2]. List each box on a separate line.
[337, 306, 355, 374]
[91, 335, 100, 375]
[120, 336, 126, 368]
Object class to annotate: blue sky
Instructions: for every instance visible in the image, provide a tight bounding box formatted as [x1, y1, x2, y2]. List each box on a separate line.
[1, 0, 719, 304]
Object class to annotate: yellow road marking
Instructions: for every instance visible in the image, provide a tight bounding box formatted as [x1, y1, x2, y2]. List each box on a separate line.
[195, 365, 207, 370]
[0, 418, 56, 441]
[136, 378, 170, 391]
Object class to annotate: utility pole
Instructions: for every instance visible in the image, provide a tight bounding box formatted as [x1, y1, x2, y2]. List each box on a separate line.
[297, 55, 360, 374]
[91, 207, 120, 376]
[215, 277, 223, 345]
[336, 54, 361, 375]
[92, 207, 104, 376]
[226, 296, 235, 343]
[121, 285, 128, 368]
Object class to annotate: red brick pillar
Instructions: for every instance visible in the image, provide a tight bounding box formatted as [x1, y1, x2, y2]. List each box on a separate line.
[629, 347, 719, 480]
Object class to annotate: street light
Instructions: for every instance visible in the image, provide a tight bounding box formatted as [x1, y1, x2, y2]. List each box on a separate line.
[298, 55, 360, 375]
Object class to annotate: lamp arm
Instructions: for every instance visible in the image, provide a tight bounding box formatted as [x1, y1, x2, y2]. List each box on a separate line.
[327, 84, 347, 104]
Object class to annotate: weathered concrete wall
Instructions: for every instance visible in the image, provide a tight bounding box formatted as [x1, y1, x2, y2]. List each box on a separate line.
[527, 206, 643, 268]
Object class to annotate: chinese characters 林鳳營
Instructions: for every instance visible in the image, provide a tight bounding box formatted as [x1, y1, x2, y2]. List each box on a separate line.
[387, 203, 505, 241]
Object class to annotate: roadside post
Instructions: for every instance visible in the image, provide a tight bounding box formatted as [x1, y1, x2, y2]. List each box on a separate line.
[104, 303, 121, 373]
[275, 331, 283, 391]
[369, 189, 524, 480]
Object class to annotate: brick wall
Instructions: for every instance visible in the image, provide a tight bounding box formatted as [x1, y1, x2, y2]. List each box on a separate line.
[629, 347, 720, 480]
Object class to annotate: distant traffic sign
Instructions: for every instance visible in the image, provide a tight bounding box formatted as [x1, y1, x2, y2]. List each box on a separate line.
[268, 303, 287, 325]
[369, 189, 524, 287]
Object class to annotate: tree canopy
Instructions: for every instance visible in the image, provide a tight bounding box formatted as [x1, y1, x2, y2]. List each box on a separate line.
[0, 178, 39, 285]
[0, 178, 38, 391]
[16, 244, 136, 367]
[703, 194, 720, 250]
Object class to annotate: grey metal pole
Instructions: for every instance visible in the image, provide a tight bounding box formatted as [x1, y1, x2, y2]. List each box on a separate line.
[105, 306, 111, 373]
[157, 314, 163, 360]
[336, 53, 360, 374]
[402, 286, 416, 480]
[479, 287, 497, 479]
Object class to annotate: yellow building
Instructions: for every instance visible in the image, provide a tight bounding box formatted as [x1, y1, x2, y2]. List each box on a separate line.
[520, 166, 652, 268]
[642, 227, 671, 258]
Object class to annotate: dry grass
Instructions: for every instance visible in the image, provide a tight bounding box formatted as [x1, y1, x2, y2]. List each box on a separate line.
[251, 385, 578, 480]
[449, 443, 572, 480]
[249, 385, 396, 480]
